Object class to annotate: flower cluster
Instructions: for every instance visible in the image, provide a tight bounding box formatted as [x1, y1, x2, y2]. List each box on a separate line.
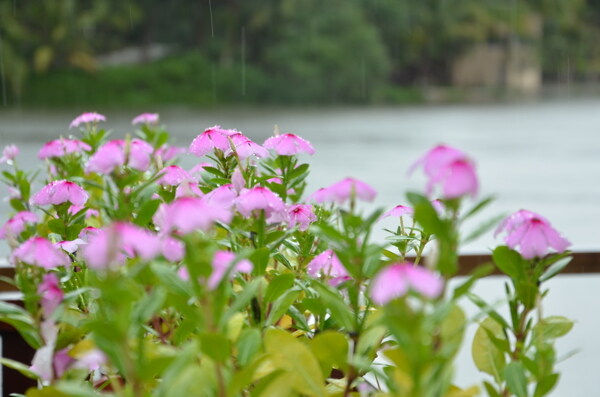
[0, 112, 573, 397]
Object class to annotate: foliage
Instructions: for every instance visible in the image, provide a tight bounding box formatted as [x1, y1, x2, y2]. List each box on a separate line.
[0, 114, 573, 396]
[2, 0, 600, 105]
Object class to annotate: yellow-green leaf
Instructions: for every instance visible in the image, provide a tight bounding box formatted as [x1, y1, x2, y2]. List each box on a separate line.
[472, 317, 506, 381]
[310, 331, 349, 376]
[264, 329, 325, 397]
[440, 305, 467, 358]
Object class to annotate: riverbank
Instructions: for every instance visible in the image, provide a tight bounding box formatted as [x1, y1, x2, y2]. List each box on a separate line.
[6, 52, 600, 108]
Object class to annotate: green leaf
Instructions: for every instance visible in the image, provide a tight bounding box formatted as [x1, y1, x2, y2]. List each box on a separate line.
[265, 289, 301, 326]
[150, 263, 194, 297]
[264, 273, 296, 303]
[462, 196, 496, 220]
[483, 381, 502, 397]
[492, 246, 525, 279]
[406, 191, 448, 238]
[534, 373, 559, 397]
[132, 288, 166, 324]
[539, 257, 572, 282]
[47, 218, 66, 236]
[199, 332, 231, 362]
[504, 362, 528, 397]
[155, 343, 205, 397]
[311, 282, 355, 331]
[288, 163, 309, 180]
[462, 214, 505, 244]
[264, 329, 326, 397]
[221, 278, 261, 327]
[309, 331, 349, 376]
[250, 247, 271, 276]
[0, 357, 39, 380]
[440, 305, 466, 358]
[237, 328, 262, 366]
[472, 317, 506, 382]
[203, 166, 225, 178]
[532, 316, 574, 342]
[135, 199, 161, 227]
[10, 198, 27, 212]
[467, 293, 510, 329]
[0, 302, 42, 348]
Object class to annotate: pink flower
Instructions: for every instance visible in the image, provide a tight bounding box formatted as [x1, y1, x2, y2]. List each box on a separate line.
[410, 145, 466, 177]
[411, 145, 478, 199]
[427, 158, 478, 199]
[235, 187, 286, 220]
[231, 168, 245, 193]
[495, 210, 570, 259]
[267, 177, 283, 184]
[69, 112, 106, 129]
[0, 211, 38, 239]
[54, 239, 86, 254]
[38, 139, 91, 159]
[431, 199, 445, 215]
[78, 227, 99, 240]
[288, 204, 317, 231]
[38, 274, 63, 318]
[161, 236, 185, 262]
[381, 205, 414, 219]
[0, 144, 19, 163]
[370, 263, 443, 305]
[204, 184, 237, 210]
[263, 133, 315, 156]
[30, 180, 88, 207]
[128, 139, 154, 171]
[307, 250, 350, 287]
[154, 197, 232, 234]
[177, 267, 190, 281]
[175, 180, 204, 198]
[156, 146, 186, 162]
[207, 251, 253, 290]
[72, 349, 106, 372]
[132, 112, 159, 125]
[11, 237, 71, 268]
[229, 133, 269, 159]
[86, 140, 126, 174]
[7, 186, 20, 199]
[53, 348, 74, 378]
[158, 165, 193, 186]
[82, 223, 161, 269]
[86, 139, 154, 174]
[310, 177, 377, 205]
[189, 125, 231, 157]
[189, 162, 212, 177]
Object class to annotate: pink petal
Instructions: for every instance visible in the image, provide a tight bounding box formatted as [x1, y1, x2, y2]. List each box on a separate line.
[441, 159, 479, 198]
[132, 112, 159, 125]
[162, 236, 185, 262]
[370, 265, 409, 305]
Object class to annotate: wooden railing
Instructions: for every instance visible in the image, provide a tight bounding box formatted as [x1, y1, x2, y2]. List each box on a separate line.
[0, 252, 598, 394]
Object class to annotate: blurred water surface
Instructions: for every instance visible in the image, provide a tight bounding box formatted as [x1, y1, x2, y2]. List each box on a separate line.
[0, 100, 598, 395]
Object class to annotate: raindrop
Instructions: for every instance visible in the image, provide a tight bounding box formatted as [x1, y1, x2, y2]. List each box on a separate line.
[0, 33, 7, 107]
[361, 57, 366, 100]
[566, 56, 571, 99]
[129, 5, 133, 30]
[208, 0, 214, 38]
[211, 63, 216, 104]
[241, 26, 246, 96]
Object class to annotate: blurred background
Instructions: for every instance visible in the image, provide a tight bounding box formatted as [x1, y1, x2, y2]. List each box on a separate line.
[1, 0, 600, 107]
[0, 1, 599, 395]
